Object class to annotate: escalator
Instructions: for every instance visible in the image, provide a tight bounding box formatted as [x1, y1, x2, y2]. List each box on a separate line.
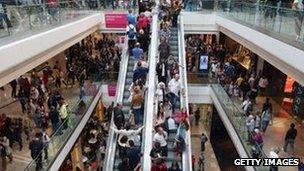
[166, 27, 181, 167]
[112, 54, 135, 170]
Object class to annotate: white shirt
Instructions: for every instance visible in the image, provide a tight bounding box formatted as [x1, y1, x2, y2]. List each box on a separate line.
[156, 88, 164, 103]
[167, 118, 176, 130]
[269, 151, 279, 158]
[153, 132, 168, 147]
[168, 79, 182, 96]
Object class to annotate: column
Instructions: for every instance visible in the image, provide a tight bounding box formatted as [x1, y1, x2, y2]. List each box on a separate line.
[256, 57, 264, 74]
[71, 139, 84, 170]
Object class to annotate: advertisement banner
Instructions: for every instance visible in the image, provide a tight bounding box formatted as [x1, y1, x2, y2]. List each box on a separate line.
[199, 54, 209, 73]
[105, 13, 127, 28]
[108, 84, 116, 97]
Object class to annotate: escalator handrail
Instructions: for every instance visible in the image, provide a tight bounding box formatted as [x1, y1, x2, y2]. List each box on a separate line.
[142, 3, 160, 171]
[103, 35, 129, 171]
[178, 14, 193, 171]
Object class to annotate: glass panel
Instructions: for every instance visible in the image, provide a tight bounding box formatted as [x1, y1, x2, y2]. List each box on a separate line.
[184, 0, 304, 44]
[24, 71, 118, 170]
[210, 84, 269, 171]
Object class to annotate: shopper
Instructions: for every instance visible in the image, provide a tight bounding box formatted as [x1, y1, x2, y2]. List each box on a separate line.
[168, 74, 183, 113]
[200, 132, 208, 152]
[261, 108, 272, 132]
[283, 123, 297, 155]
[153, 126, 168, 157]
[127, 23, 137, 54]
[29, 134, 44, 170]
[113, 103, 125, 130]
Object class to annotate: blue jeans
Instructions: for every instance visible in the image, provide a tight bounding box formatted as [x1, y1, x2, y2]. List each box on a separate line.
[133, 108, 142, 125]
[169, 92, 179, 113]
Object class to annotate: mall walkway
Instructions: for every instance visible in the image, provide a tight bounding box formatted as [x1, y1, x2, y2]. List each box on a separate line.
[190, 104, 220, 171]
[0, 81, 80, 170]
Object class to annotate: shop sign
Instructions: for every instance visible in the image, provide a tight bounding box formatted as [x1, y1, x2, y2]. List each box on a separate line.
[105, 13, 127, 28]
[108, 84, 116, 97]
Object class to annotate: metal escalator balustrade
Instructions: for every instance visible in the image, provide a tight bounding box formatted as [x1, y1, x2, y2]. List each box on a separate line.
[210, 84, 268, 171]
[177, 15, 192, 171]
[104, 12, 156, 170]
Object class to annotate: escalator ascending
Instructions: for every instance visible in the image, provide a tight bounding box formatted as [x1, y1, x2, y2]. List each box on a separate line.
[113, 55, 135, 170]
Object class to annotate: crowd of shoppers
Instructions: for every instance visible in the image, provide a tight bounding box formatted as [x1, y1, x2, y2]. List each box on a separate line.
[150, 1, 190, 170]
[112, 7, 152, 171]
[0, 32, 121, 170]
[184, 29, 299, 160]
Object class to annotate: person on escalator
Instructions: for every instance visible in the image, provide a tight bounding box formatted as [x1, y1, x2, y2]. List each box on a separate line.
[131, 86, 144, 125]
[114, 103, 125, 129]
[132, 43, 144, 69]
[171, 0, 182, 28]
[111, 124, 144, 146]
[126, 140, 142, 170]
[168, 74, 184, 113]
[133, 61, 148, 83]
[137, 29, 150, 53]
[127, 23, 137, 55]
[150, 142, 167, 171]
[156, 59, 169, 85]
[158, 37, 171, 61]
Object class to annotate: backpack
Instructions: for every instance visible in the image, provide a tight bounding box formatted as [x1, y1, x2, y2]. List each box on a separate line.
[128, 26, 136, 39]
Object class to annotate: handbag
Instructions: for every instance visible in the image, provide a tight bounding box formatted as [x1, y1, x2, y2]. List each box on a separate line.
[128, 112, 135, 126]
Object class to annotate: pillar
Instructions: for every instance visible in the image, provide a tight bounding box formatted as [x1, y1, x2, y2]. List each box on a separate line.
[70, 139, 84, 171]
[256, 56, 264, 75]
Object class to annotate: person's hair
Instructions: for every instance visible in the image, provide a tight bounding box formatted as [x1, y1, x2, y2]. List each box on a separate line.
[290, 123, 295, 128]
[154, 142, 161, 149]
[137, 61, 142, 67]
[128, 140, 134, 147]
[120, 135, 128, 144]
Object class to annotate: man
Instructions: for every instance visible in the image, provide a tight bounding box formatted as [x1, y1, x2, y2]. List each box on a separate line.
[283, 123, 297, 155]
[132, 43, 144, 66]
[113, 103, 125, 129]
[168, 74, 183, 112]
[126, 140, 141, 170]
[153, 127, 168, 157]
[150, 142, 166, 170]
[127, 23, 137, 54]
[127, 9, 137, 26]
[29, 134, 44, 170]
[262, 97, 273, 113]
[293, 0, 304, 40]
[9, 79, 17, 98]
[200, 132, 208, 152]
[137, 29, 150, 53]
[133, 61, 148, 83]
[158, 37, 171, 60]
[156, 59, 168, 84]
[49, 106, 60, 134]
[0, 2, 12, 29]
[269, 147, 280, 171]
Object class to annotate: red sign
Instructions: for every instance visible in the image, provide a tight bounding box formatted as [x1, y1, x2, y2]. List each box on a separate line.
[108, 84, 116, 97]
[105, 13, 127, 28]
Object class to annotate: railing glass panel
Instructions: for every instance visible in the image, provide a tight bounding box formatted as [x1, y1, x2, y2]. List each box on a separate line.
[183, 0, 304, 45]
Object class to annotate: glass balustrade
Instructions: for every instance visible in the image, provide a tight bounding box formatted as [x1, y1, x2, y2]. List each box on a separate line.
[0, 0, 136, 39]
[183, 0, 304, 45]
[24, 72, 119, 171]
[210, 84, 269, 170]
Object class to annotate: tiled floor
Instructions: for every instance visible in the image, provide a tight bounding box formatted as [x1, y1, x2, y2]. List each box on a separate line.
[190, 104, 220, 171]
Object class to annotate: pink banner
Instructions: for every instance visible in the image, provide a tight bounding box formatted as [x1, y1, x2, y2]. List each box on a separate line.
[108, 84, 116, 97]
[105, 13, 127, 28]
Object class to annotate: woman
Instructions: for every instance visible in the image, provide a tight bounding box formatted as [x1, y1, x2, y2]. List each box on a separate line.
[156, 82, 166, 104]
[154, 106, 166, 128]
[168, 161, 181, 171]
[174, 107, 188, 123]
[174, 120, 189, 154]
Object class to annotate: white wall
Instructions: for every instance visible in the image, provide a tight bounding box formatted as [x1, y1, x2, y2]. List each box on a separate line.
[0, 13, 102, 87]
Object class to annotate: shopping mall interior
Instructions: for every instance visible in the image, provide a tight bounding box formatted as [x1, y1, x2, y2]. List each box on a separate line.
[0, 0, 304, 171]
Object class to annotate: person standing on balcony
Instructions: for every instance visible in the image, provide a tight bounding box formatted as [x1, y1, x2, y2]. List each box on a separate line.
[293, 0, 304, 40]
[0, 1, 12, 30]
